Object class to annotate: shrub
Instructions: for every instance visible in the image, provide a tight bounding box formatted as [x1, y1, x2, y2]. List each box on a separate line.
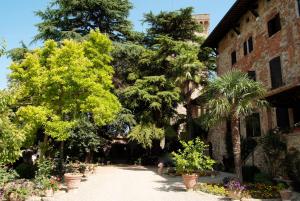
[172, 138, 215, 174]
[0, 165, 18, 186]
[36, 159, 54, 178]
[243, 183, 280, 199]
[284, 148, 300, 191]
[15, 163, 36, 179]
[194, 183, 228, 196]
[242, 166, 260, 183]
[3, 179, 35, 201]
[254, 172, 273, 185]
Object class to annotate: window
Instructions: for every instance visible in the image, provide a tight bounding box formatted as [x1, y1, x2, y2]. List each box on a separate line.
[246, 113, 261, 137]
[248, 71, 256, 81]
[244, 37, 254, 55]
[268, 14, 281, 37]
[269, 56, 283, 89]
[276, 107, 290, 130]
[231, 51, 237, 65]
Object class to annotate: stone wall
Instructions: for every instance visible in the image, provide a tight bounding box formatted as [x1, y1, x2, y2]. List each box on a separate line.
[210, 0, 300, 164]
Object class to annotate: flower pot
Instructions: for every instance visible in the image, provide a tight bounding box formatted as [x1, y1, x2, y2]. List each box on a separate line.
[279, 190, 292, 201]
[44, 188, 53, 197]
[64, 173, 83, 190]
[182, 174, 198, 190]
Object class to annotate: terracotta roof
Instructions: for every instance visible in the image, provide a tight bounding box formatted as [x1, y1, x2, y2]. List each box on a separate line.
[202, 0, 256, 48]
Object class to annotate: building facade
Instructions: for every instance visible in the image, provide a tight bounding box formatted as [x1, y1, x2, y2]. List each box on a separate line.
[202, 0, 300, 170]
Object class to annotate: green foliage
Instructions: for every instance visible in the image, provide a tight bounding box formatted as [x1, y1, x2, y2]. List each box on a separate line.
[243, 183, 280, 199]
[259, 128, 286, 177]
[34, 0, 133, 42]
[0, 39, 6, 56]
[284, 148, 300, 190]
[122, 75, 180, 123]
[144, 7, 202, 42]
[172, 138, 215, 174]
[7, 41, 30, 62]
[10, 30, 121, 142]
[200, 70, 267, 129]
[3, 180, 35, 201]
[128, 123, 164, 149]
[194, 183, 228, 196]
[67, 116, 104, 157]
[36, 159, 54, 179]
[15, 163, 36, 179]
[0, 90, 25, 164]
[0, 165, 18, 187]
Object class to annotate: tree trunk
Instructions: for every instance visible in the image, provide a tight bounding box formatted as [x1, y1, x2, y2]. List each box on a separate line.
[231, 114, 243, 182]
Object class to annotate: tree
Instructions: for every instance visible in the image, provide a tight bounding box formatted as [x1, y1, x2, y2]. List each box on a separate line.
[0, 39, 6, 56]
[122, 76, 180, 148]
[201, 70, 267, 181]
[9, 30, 121, 158]
[143, 7, 201, 43]
[34, 0, 133, 42]
[67, 116, 104, 162]
[0, 90, 25, 164]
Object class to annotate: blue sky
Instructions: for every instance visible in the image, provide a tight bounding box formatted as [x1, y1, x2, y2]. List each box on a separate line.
[0, 0, 235, 89]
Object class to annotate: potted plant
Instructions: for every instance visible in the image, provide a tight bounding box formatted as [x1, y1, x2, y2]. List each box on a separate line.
[172, 138, 215, 191]
[277, 183, 292, 201]
[64, 162, 83, 190]
[225, 179, 245, 201]
[36, 177, 58, 197]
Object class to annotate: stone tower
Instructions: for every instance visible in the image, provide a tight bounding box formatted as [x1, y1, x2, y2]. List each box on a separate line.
[193, 14, 210, 37]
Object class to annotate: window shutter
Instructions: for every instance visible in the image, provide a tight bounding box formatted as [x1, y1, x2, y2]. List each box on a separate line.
[269, 56, 283, 89]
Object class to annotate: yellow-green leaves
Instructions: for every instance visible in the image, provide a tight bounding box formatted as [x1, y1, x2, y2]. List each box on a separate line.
[9, 30, 121, 142]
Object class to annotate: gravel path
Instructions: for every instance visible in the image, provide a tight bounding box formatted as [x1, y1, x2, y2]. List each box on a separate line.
[52, 166, 228, 201]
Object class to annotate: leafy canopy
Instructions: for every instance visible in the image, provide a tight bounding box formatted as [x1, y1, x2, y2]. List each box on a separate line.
[9, 30, 121, 142]
[34, 0, 133, 42]
[144, 7, 202, 42]
[0, 90, 25, 164]
[172, 138, 215, 174]
[200, 70, 267, 128]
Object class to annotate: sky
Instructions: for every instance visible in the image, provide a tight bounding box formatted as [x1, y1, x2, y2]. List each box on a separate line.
[0, 0, 235, 89]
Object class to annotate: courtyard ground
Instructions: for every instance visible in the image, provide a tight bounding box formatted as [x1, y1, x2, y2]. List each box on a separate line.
[51, 166, 230, 201]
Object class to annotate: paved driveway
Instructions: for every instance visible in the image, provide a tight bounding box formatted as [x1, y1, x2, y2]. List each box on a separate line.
[52, 166, 228, 201]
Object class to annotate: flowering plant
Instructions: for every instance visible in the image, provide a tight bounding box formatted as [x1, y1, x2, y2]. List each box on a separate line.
[35, 176, 59, 191]
[225, 179, 245, 200]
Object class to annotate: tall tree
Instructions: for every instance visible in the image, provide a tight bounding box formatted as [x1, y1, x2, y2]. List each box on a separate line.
[143, 7, 202, 43]
[201, 70, 267, 181]
[34, 0, 133, 42]
[9, 30, 121, 158]
[0, 90, 25, 164]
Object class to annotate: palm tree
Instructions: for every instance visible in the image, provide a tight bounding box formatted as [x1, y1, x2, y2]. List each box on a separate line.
[201, 70, 267, 181]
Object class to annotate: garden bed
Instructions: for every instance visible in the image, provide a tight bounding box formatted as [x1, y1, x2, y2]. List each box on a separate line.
[194, 183, 281, 200]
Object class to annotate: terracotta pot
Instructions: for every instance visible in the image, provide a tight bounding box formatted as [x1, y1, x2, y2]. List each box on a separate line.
[44, 188, 53, 197]
[182, 174, 198, 190]
[64, 173, 83, 190]
[279, 190, 292, 200]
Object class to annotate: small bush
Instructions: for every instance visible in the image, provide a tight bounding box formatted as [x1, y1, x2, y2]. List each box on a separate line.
[243, 183, 280, 199]
[254, 172, 273, 184]
[194, 183, 228, 196]
[16, 163, 36, 179]
[0, 165, 18, 186]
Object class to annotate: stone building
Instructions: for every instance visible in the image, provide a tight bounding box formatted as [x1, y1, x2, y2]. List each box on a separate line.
[202, 0, 300, 170]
